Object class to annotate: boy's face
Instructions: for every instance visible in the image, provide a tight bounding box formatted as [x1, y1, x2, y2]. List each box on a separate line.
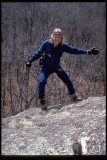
[52, 34, 61, 45]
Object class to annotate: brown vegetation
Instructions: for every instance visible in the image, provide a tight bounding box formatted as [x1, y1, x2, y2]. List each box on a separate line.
[1, 2, 106, 117]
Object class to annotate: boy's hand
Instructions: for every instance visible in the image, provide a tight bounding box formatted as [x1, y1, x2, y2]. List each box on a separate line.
[88, 47, 100, 55]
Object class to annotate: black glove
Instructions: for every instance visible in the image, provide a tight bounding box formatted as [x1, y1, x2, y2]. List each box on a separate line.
[88, 47, 100, 55]
[26, 61, 32, 68]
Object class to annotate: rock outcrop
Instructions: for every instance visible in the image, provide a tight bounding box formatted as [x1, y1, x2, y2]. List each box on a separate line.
[2, 96, 106, 155]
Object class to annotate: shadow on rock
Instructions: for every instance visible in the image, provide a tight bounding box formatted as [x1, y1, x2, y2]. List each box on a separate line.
[47, 104, 64, 111]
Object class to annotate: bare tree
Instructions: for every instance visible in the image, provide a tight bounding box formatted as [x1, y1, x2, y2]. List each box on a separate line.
[1, 2, 106, 117]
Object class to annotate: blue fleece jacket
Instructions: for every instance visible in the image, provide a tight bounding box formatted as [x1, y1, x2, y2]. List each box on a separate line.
[30, 39, 87, 67]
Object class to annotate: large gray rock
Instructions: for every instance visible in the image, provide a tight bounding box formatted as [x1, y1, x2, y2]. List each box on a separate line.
[2, 97, 106, 155]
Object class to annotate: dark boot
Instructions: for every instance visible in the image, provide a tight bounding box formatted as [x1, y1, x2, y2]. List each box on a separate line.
[70, 95, 82, 102]
[40, 99, 48, 110]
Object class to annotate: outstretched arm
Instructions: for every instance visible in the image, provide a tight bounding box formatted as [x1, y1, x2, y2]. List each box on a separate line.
[63, 44, 100, 55]
[30, 41, 46, 63]
[26, 41, 46, 67]
[63, 44, 87, 55]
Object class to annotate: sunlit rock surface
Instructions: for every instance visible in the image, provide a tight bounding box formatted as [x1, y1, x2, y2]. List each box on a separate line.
[2, 96, 106, 155]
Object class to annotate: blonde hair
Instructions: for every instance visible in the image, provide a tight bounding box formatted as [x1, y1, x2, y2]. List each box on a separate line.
[51, 28, 64, 44]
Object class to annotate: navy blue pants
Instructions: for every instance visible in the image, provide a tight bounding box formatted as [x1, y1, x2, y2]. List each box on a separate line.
[38, 65, 75, 99]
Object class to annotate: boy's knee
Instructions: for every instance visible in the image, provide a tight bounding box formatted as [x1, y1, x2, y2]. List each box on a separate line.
[39, 73, 46, 82]
[39, 79, 47, 85]
[39, 75, 47, 85]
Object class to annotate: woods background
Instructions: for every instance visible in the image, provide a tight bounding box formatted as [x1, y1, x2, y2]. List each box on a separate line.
[1, 2, 106, 117]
